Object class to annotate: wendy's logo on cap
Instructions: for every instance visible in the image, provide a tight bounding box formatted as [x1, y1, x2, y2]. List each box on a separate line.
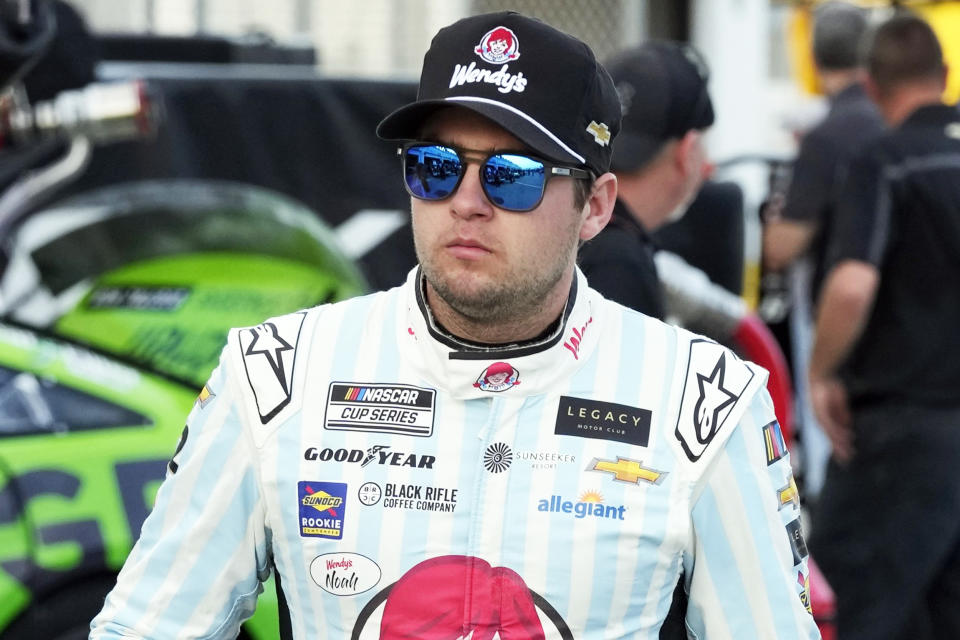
[474, 26, 520, 64]
[473, 361, 520, 392]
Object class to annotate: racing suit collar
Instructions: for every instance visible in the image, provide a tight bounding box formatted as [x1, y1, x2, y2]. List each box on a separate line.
[400, 266, 601, 399]
[413, 265, 576, 359]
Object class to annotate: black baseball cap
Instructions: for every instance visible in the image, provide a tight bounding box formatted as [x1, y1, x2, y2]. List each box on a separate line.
[377, 11, 621, 176]
[606, 41, 714, 172]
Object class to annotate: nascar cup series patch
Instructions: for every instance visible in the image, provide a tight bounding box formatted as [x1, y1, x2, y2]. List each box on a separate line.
[324, 382, 436, 437]
[240, 312, 306, 424]
[675, 339, 755, 461]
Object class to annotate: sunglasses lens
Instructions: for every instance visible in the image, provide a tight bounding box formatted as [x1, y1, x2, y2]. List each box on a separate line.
[404, 144, 462, 200]
[481, 154, 546, 211]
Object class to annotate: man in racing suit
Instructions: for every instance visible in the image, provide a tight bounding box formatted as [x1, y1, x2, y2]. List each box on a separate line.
[90, 12, 820, 640]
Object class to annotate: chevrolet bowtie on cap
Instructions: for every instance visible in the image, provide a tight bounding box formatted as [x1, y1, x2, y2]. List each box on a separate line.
[377, 11, 622, 176]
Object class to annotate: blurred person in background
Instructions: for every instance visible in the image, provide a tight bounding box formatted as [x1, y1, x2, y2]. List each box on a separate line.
[580, 42, 795, 459]
[762, 0, 883, 499]
[763, 0, 882, 299]
[808, 13, 960, 640]
[90, 11, 819, 639]
[579, 40, 714, 320]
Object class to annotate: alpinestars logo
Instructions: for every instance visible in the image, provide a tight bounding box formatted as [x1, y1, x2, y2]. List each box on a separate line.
[240, 312, 306, 424]
[693, 353, 738, 436]
[245, 322, 293, 388]
[675, 339, 754, 461]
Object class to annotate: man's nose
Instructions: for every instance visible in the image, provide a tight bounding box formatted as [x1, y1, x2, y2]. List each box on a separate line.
[450, 164, 494, 219]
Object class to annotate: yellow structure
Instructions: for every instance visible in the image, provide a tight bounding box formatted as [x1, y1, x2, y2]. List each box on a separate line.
[786, 0, 960, 103]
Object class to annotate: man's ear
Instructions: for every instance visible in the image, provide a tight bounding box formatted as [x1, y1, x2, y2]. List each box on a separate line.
[579, 172, 617, 242]
[675, 130, 702, 175]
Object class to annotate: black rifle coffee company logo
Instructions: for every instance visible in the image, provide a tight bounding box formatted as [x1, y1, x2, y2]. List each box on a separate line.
[555, 396, 652, 447]
[361, 482, 458, 513]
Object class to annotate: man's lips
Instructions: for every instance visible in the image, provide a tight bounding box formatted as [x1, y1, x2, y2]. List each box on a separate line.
[446, 239, 491, 260]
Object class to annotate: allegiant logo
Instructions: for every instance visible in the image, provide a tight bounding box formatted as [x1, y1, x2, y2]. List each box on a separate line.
[537, 491, 626, 520]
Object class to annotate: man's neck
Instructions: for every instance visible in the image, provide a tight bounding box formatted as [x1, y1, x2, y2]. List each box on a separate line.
[423, 271, 573, 345]
[615, 161, 681, 232]
[880, 82, 945, 127]
[818, 68, 863, 97]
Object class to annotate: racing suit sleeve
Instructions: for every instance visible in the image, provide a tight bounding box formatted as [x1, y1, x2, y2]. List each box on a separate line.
[683, 388, 820, 639]
[90, 343, 270, 640]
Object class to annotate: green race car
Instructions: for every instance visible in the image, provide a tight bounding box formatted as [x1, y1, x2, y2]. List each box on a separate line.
[0, 180, 368, 639]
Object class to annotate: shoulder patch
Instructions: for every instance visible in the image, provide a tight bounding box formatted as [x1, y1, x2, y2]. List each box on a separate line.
[239, 311, 307, 424]
[675, 339, 755, 461]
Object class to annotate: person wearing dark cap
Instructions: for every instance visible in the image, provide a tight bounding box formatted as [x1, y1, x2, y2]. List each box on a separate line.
[762, 1, 884, 502]
[763, 0, 883, 301]
[808, 12, 960, 640]
[579, 40, 715, 319]
[90, 12, 818, 640]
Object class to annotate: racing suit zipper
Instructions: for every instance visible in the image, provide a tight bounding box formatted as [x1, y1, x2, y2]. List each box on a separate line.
[463, 396, 504, 636]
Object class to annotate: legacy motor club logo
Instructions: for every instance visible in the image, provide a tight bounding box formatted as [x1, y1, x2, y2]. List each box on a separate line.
[554, 396, 652, 447]
[475, 26, 520, 63]
[351, 555, 572, 639]
[474, 361, 520, 392]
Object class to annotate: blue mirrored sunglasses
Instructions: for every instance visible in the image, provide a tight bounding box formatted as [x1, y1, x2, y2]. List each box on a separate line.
[399, 142, 592, 212]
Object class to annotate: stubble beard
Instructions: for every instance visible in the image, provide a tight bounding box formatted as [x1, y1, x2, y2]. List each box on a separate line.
[417, 225, 579, 326]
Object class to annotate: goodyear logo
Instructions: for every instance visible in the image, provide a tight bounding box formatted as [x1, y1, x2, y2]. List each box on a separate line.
[324, 382, 436, 437]
[298, 481, 347, 539]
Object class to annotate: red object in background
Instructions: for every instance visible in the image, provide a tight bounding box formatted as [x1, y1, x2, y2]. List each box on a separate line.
[808, 556, 836, 640]
[732, 313, 794, 445]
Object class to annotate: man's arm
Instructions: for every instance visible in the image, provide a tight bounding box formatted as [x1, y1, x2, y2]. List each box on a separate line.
[806, 136, 888, 463]
[807, 260, 879, 462]
[684, 388, 820, 639]
[763, 217, 816, 272]
[761, 130, 835, 272]
[90, 341, 269, 639]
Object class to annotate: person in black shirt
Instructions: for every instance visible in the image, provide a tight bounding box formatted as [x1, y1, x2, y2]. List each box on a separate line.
[763, 0, 884, 501]
[579, 41, 714, 320]
[808, 13, 960, 640]
[764, 0, 883, 302]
